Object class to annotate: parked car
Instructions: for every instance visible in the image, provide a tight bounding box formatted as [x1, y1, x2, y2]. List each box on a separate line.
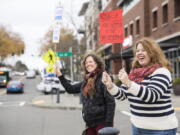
[26, 70, 36, 79]
[37, 76, 65, 94]
[6, 80, 24, 93]
[11, 71, 25, 76]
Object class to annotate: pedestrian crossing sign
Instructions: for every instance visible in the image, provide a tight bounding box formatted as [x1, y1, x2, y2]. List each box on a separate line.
[43, 49, 57, 65]
[46, 65, 55, 73]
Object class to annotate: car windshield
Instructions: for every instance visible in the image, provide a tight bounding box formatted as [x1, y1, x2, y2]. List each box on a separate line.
[9, 81, 21, 84]
[0, 76, 6, 81]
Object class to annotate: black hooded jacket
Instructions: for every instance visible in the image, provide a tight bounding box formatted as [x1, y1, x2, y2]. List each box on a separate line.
[58, 73, 115, 127]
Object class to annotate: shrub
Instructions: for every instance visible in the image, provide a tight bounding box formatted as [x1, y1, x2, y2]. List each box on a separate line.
[173, 78, 180, 86]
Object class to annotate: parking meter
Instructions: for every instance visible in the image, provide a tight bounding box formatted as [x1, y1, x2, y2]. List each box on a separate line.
[51, 88, 58, 103]
[56, 88, 60, 103]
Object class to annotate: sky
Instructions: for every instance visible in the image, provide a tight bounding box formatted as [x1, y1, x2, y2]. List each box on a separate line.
[0, 0, 86, 55]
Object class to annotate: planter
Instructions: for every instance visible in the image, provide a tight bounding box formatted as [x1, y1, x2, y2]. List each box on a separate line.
[173, 84, 180, 95]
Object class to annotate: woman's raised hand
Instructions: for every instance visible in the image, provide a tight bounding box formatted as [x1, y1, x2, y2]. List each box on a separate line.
[118, 68, 131, 88]
[102, 72, 113, 90]
[55, 66, 62, 77]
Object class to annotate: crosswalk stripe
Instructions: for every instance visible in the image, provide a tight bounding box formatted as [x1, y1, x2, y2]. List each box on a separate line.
[0, 101, 26, 107]
[19, 101, 26, 106]
[32, 100, 44, 105]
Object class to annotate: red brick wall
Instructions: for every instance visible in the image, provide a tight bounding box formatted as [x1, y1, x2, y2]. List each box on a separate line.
[122, 0, 180, 42]
[123, 0, 145, 43]
[149, 0, 180, 40]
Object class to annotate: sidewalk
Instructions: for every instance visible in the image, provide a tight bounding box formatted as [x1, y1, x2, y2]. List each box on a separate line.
[31, 93, 180, 111]
[31, 93, 130, 111]
[31, 93, 82, 110]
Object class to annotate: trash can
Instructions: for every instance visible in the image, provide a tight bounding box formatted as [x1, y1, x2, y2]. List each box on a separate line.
[98, 127, 120, 135]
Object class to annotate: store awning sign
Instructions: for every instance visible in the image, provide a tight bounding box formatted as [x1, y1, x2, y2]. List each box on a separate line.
[99, 9, 124, 44]
[123, 35, 133, 48]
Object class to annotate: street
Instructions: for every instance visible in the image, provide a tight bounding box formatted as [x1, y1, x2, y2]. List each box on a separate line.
[0, 75, 179, 135]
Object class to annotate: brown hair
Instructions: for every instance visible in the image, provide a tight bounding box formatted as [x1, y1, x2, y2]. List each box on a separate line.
[81, 53, 105, 74]
[132, 37, 172, 71]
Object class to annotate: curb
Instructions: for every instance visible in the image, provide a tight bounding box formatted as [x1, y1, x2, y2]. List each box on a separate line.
[31, 95, 82, 110]
[31, 103, 82, 110]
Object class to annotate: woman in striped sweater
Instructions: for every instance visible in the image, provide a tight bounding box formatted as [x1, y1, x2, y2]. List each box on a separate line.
[102, 37, 178, 135]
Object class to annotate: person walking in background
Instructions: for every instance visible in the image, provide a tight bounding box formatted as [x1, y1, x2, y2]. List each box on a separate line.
[55, 53, 115, 135]
[102, 37, 178, 135]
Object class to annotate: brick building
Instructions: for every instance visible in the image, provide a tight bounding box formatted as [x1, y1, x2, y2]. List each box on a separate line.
[79, 0, 180, 78]
[118, 0, 180, 79]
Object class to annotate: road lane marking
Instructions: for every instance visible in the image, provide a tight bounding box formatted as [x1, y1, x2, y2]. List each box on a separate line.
[0, 90, 6, 95]
[0, 101, 26, 107]
[19, 101, 26, 106]
[174, 107, 180, 110]
[32, 100, 44, 105]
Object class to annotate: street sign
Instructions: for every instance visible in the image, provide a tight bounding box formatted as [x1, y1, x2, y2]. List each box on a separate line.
[52, 25, 61, 43]
[46, 65, 55, 73]
[54, 5, 63, 22]
[43, 49, 57, 65]
[56, 52, 72, 57]
[52, 2, 63, 43]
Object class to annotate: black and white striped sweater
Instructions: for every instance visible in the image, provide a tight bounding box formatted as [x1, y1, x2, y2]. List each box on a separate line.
[109, 67, 178, 130]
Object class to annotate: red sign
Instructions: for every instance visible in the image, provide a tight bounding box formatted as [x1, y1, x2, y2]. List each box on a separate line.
[99, 9, 124, 44]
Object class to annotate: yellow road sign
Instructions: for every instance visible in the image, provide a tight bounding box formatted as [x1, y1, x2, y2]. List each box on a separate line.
[43, 49, 57, 65]
[46, 65, 55, 73]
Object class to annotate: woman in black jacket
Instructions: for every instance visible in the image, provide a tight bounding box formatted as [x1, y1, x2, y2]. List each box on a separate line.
[55, 53, 115, 135]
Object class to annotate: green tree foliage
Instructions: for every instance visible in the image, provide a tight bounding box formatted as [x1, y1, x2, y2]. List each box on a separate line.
[0, 25, 25, 59]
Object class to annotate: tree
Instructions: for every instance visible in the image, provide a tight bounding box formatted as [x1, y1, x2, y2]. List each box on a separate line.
[0, 25, 25, 60]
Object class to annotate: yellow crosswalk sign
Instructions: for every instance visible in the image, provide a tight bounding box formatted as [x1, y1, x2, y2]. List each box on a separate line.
[46, 65, 55, 73]
[43, 49, 56, 65]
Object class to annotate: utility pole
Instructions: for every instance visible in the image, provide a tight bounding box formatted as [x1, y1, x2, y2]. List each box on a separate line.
[69, 47, 74, 81]
[51, 1, 63, 104]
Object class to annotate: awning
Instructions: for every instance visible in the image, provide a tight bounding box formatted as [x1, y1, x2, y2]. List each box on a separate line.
[159, 42, 180, 50]
[103, 42, 180, 60]
[96, 44, 112, 53]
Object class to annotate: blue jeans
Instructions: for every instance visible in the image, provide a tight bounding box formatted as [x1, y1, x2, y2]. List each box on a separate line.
[132, 125, 177, 135]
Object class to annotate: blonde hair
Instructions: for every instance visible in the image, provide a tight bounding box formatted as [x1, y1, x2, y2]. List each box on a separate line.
[132, 37, 172, 71]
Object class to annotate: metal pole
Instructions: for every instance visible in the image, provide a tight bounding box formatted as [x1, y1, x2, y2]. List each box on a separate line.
[69, 47, 74, 81]
[56, 88, 60, 103]
[55, 43, 60, 104]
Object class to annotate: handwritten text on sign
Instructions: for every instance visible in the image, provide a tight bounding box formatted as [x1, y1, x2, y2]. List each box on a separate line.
[99, 9, 124, 44]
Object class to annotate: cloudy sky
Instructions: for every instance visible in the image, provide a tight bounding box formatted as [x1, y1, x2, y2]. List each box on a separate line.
[0, 0, 85, 55]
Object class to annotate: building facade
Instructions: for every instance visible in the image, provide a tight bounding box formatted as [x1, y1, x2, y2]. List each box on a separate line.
[120, 0, 180, 79]
[79, 0, 180, 79]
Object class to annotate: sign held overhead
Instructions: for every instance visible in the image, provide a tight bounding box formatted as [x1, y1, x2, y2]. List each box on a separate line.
[99, 9, 124, 44]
